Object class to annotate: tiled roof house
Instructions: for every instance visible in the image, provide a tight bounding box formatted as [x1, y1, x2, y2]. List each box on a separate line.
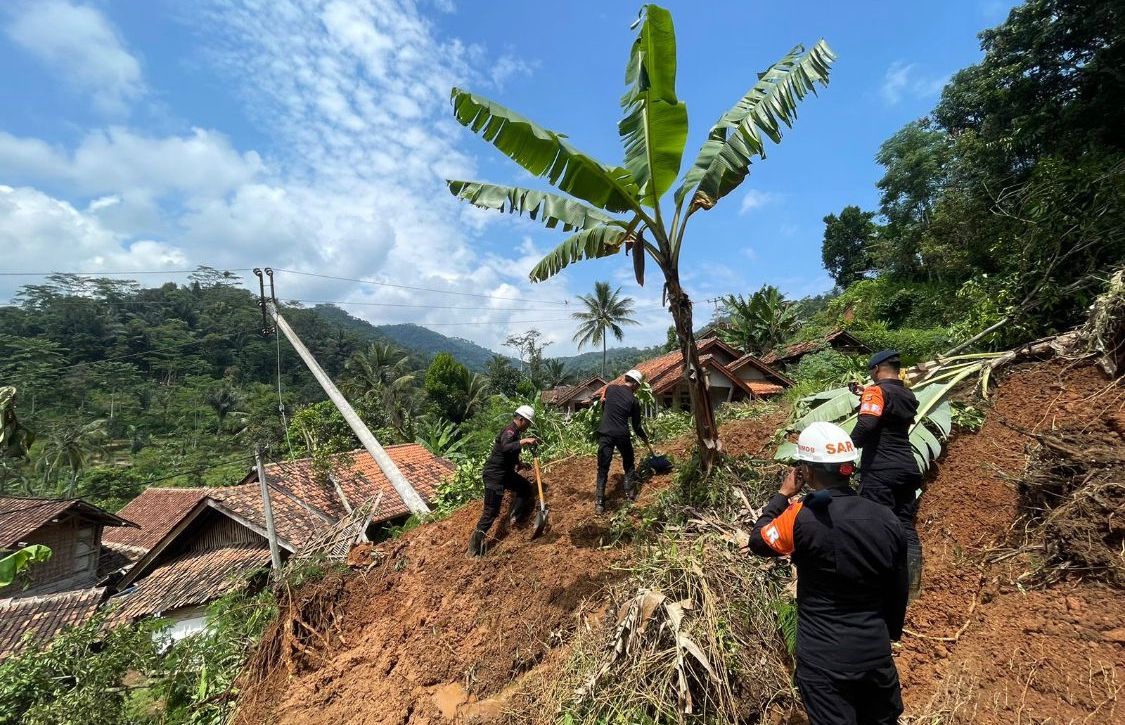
[761, 329, 871, 367]
[542, 376, 607, 415]
[604, 338, 793, 411]
[0, 497, 135, 658]
[107, 444, 453, 637]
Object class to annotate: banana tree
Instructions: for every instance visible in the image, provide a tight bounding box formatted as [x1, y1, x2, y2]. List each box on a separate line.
[447, 5, 835, 474]
[775, 353, 1003, 472]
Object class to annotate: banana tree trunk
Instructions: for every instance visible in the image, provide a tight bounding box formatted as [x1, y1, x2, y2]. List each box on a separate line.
[665, 272, 720, 476]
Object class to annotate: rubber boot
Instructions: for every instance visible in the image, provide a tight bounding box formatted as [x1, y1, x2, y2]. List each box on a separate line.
[466, 529, 486, 558]
[623, 471, 638, 502]
[907, 544, 923, 601]
[594, 477, 606, 515]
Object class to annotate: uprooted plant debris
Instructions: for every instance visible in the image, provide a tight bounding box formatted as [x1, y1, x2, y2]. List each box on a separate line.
[1011, 405, 1125, 586]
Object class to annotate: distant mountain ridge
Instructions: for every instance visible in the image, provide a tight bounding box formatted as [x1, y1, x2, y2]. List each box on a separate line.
[308, 306, 658, 374]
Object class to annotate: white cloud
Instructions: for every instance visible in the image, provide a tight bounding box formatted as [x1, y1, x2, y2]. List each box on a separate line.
[0, 0, 587, 352]
[880, 61, 948, 106]
[0, 127, 262, 199]
[0, 185, 186, 273]
[4, 0, 144, 115]
[738, 189, 781, 215]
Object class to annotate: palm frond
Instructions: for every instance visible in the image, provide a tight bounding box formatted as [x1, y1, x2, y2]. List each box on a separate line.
[530, 226, 628, 282]
[450, 89, 641, 213]
[447, 181, 616, 231]
[675, 40, 835, 213]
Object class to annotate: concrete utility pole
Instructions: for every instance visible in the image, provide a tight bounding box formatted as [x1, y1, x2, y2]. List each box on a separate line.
[265, 299, 431, 516]
[255, 445, 284, 571]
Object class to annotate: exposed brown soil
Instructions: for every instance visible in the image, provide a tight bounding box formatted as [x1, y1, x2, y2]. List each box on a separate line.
[237, 365, 1125, 725]
[898, 361, 1125, 724]
[235, 411, 787, 725]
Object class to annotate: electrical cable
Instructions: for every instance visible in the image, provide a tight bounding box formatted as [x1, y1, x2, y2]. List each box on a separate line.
[275, 329, 295, 458]
[0, 269, 255, 276]
[130, 454, 255, 486]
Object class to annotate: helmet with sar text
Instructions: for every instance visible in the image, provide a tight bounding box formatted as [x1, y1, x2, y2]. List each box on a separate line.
[796, 421, 859, 463]
[514, 405, 535, 423]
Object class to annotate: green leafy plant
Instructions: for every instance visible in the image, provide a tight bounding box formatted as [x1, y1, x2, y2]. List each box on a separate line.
[0, 545, 51, 588]
[446, 4, 835, 474]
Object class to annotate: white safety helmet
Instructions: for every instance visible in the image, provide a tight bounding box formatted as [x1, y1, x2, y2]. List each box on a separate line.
[514, 405, 535, 423]
[624, 369, 644, 384]
[796, 421, 859, 464]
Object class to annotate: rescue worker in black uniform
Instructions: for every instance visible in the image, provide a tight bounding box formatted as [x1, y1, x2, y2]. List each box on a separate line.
[850, 349, 924, 597]
[748, 421, 909, 725]
[594, 369, 649, 514]
[466, 404, 539, 557]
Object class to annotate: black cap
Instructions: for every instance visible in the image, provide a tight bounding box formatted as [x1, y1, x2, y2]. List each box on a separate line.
[868, 349, 900, 368]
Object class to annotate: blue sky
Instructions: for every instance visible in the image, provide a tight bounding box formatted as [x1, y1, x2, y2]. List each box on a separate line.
[0, 0, 1018, 355]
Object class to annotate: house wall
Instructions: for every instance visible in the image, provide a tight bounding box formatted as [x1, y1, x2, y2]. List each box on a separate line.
[0, 517, 100, 596]
[187, 515, 263, 552]
[735, 366, 768, 382]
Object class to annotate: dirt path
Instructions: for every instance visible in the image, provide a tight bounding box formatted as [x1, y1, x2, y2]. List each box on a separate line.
[235, 409, 788, 725]
[898, 361, 1124, 723]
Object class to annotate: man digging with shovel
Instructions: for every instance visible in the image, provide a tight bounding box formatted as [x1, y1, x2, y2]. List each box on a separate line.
[594, 369, 651, 515]
[467, 405, 539, 558]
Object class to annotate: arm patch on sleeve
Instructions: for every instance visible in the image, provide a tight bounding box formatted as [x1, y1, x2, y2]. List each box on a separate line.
[859, 385, 885, 417]
[760, 502, 803, 555]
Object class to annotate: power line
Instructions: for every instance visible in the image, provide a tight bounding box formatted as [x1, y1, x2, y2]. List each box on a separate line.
[274, 268, 571, 306]
[0, 269, 254, 276]
[131, 454, 255, 486]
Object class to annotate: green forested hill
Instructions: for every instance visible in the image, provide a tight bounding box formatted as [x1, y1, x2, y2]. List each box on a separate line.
[373, 323, 505, 371]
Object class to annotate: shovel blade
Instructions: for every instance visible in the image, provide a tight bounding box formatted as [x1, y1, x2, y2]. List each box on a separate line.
[531, 506, 550, 539]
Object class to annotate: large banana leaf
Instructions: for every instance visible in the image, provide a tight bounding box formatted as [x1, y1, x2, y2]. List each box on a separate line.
[530, 225, 630, 282]
[775, 381, 957, 473]
[446, 181, 615, 231]
[0, 544, 51, 587]
[619, 5, 688, 207]
[674, 40, 836, 213]
[450, 89, 641, 214]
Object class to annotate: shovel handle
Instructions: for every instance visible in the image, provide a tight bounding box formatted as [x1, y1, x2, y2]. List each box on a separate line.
[532, 457, 545, 501]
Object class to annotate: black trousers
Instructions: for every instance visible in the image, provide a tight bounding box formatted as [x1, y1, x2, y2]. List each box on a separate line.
[859, 469, 924, 595]
[473, 472, 532, 535]
[796, 659, 903, 725]
[596, 434, 635, 489]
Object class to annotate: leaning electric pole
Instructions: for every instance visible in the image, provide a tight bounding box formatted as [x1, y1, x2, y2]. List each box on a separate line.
[254, 268, 431, 516]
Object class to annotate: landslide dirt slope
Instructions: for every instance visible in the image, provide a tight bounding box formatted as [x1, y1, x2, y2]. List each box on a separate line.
[235, 413, 787, 725]
[899, 361, 1124, 724]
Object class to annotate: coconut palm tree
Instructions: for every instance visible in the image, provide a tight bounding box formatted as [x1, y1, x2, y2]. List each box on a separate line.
[39, 420, 107, 497]
[446, 5, 834, 473]
[541, 359, 572, 388]
[205, 384, 243, 435]
[572, 282, 639, 377]
[717, 285, 800, 355]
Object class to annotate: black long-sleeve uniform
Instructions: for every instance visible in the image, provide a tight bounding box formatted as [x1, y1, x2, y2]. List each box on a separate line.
[749, 486, 909, 724]
[595, 384, 649, 498]
[851, 378, 925, 597]
[473, 423, 532, 536]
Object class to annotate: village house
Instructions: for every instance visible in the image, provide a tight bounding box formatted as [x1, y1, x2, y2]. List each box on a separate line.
[605, 337, 793, 411]
[104, 443, 453, 638]
[541, 375, 607, 416]
[761, 329, 871, 368]
[0, 497, 136, 658]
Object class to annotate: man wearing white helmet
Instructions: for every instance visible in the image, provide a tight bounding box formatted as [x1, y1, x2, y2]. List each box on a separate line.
[747, 422, 909, 725]
[593, 369, 650, 514]
[466, 404, 539, 557]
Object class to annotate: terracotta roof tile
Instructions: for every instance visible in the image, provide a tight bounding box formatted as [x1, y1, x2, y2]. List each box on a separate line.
[109, 546, 270, 622]
[0, 587, 105, 659]
[761, 330, 870, 365]
[0, 497, 133, 549]
[213, 483, 331, 550]
[104, 488, 209, 553]
[253, 443, 454, 525]
[747, 382, 785, 396]
[605, 338, 792, 395]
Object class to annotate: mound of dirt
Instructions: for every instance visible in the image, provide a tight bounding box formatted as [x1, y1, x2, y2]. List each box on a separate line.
[235, 410, 788, 725]
[899, 361, 1125, 724]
